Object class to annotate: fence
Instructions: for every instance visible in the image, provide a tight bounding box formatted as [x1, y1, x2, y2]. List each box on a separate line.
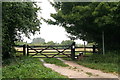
[14, 45, 26, 55]
[14, 42, 98, 60]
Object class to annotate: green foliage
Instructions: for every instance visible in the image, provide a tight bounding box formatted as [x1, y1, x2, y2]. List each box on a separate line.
[46, 41, 56, 45]
[2, 2, 41, 59]
[61, 40, 74, 45]
[43, 58, 69, 67]
[2, 57, 67, 78]
[76, 51, 119, 73]
[47, 2, 120, 51]
[31, 37, 45, 44]
[15, 41, 28, 45]
[0, 68, 1, 80]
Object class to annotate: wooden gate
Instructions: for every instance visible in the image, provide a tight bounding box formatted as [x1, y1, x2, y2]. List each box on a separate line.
[14, 42, 98, 60]
[26, 42, 75, 60]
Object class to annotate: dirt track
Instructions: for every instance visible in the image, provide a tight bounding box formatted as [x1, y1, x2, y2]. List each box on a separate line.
[40, 58, 118, 79]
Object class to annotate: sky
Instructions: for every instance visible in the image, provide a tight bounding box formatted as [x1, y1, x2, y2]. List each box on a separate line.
[23, 0, 86, 44]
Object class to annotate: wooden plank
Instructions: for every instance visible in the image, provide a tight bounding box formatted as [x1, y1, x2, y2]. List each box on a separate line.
[28, 51, 57, 53]
[28, 50, 71, 52]
[76, 47, 92, 48]
[33, 57, 70, 58]
[75, 46, 98, 48]
[14, 45, 23, 47]
[30, 54, 71, 55]
[28, 48, 71, 50]
[28, 51, 94, 53]
[16, 51, 23, 53]
[28, 45, 71, 48]
[75, 51, 94, 53]
[16, 50, 94, 53]
[28, 51, 71, 53]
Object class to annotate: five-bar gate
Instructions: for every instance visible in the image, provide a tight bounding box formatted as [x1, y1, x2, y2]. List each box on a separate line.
[14, 42, 97, 60]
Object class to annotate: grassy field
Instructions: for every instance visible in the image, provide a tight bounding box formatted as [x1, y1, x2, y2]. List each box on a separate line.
[2, 56, 67, 79]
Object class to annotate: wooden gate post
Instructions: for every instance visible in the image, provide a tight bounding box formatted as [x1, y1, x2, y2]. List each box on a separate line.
[71, 42, 75, 60]
[23, 44, 26, 56]
[27, 45, 29, 56]
[93, 45, 96, 54]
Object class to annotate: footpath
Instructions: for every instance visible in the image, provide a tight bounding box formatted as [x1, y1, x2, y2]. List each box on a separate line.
[40, 58, 119, 79]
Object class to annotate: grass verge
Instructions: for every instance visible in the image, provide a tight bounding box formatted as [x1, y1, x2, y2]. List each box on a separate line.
[43, 58, 69, 67]
[61, 51, 119, 74]
[76, 52, 119, 74]
[2, 56, 67, 78]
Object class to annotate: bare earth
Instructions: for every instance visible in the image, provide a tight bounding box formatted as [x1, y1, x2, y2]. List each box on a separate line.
[40, 58, 118, 79]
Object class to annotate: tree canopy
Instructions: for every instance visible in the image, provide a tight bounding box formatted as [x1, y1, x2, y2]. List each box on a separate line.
[2, 2, 41, 59]
[46, 2, 120, 51]
[61, 40, 74, 45]
[46, 41, 56, 45]
[32, 37, 45, 44]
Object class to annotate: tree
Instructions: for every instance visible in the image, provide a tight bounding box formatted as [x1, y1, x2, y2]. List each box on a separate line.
[32, 37, 45, 44]
[2, 2, 41, 59]
[66, 33, 78, 41]
[46, 41, 56, 45]
[61, 40, 74, 45]
[46, 2, 120, 51]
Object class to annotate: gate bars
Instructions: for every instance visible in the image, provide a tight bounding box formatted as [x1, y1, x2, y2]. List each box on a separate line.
[14, 42, 97, 60]
[26, 43, 74, 59]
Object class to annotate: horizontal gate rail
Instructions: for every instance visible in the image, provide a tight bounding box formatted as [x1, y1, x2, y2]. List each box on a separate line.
[29, 54, 71, 55]
[28, 45, 71, 48]
[14, 45, 24, 47]
[16, 51, 24, 53]
[75, 46, 98, 48]
[34, 57, 71, 58]
[27, 48, 71, 50]
[28, 51, 71, 53]
[28, 51, 94, 53]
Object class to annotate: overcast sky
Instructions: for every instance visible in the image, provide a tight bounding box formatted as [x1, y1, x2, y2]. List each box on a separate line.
[23, 0, 86, 44]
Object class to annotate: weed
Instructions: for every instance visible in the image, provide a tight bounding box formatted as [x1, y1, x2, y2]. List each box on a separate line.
[86, 72, 93, 76]
[73, 67, 77, 69]
[95, 74, 99, 76]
